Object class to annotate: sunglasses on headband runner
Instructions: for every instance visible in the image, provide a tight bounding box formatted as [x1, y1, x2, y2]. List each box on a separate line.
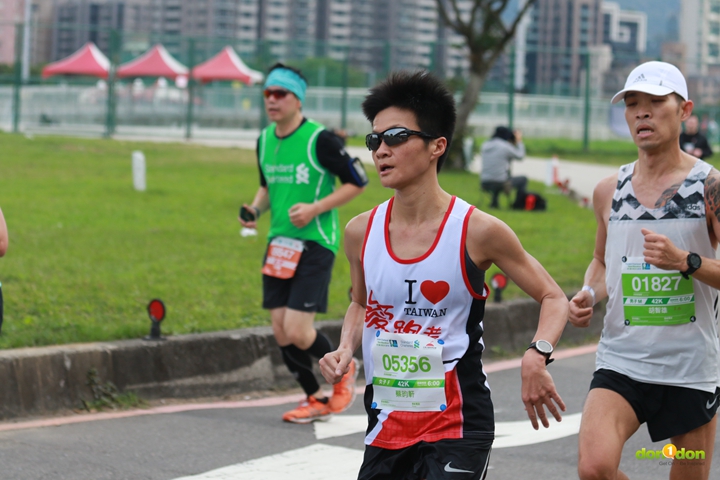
[263, 89, 290, 100]
[365, 127, 439, 151]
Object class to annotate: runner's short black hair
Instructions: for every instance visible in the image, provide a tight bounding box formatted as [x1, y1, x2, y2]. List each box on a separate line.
[362, 70, 456, 172]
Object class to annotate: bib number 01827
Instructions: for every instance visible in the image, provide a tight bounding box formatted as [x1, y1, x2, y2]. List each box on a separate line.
[630, 275, 682, 292]
[382, 354, 431, 373]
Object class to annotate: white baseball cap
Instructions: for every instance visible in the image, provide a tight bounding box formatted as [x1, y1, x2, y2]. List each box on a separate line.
[611, 61, 688, 104]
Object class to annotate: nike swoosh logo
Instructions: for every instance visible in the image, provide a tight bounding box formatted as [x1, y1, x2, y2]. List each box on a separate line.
[303, 302, 316, 308]
[707, 395, 718, 409]
[444, 462, 474, 474]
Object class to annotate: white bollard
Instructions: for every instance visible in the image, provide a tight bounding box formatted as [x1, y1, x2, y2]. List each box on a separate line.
[132, 151, 146, 191]
[545, 155, 560, 187]
[545, 159, 554, 187]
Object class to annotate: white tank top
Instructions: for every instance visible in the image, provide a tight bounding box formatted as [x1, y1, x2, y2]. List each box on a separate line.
[599, 160, 720, 393]
[360, 196, 494, 449]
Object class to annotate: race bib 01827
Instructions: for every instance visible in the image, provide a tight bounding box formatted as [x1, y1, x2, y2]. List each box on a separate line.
[621, 256, 695, 326]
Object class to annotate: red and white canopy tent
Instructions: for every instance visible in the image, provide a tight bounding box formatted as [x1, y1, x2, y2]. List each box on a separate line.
[42, 42, 110, 79]
[117, 44, 188, 80]
[191, 46, 264, 84]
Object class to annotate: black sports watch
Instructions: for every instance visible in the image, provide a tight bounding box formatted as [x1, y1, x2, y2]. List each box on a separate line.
[681, 252, 702, 280]
[527, 340, 554, 365]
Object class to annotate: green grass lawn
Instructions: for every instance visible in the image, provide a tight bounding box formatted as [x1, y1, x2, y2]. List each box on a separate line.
[0, 132, 595, 349]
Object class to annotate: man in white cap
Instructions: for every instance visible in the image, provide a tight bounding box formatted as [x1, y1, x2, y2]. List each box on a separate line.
[569, 61, 720, 479]
[239, 63, 368, 423]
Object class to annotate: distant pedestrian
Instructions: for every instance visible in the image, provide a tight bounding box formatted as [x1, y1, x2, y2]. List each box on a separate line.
[480, 126, 527, 208]
[680, 114, 713, 159]
[238, 63, 368, 424]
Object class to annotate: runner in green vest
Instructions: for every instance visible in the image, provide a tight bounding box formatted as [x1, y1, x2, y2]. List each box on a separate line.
[239, 63, 368, 423]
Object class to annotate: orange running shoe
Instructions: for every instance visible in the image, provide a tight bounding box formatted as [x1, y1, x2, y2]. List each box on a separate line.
[328, 357, 359, 413]
[282, 396, 332, 424]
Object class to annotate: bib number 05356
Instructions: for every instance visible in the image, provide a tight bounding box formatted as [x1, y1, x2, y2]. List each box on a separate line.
[381, 354, 431, 373]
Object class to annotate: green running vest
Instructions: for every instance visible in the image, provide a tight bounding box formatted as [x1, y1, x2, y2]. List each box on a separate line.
[259, 120, 340, 254]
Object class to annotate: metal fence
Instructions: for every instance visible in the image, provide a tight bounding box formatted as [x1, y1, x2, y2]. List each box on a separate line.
[0, 83, 622, 142]
[1, 21, 708, 144]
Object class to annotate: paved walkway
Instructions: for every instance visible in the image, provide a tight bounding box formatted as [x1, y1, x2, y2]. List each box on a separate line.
[509, 157, 618, 202]
[346, 145, 618, 202]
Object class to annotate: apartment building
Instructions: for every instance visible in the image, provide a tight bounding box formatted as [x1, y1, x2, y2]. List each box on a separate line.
[680, 0, 720, 76]
[1, 0, 54, 67]
[524, 0, 605, 94]
[52, 0, 152, 61]
[30, 0, 463, 81]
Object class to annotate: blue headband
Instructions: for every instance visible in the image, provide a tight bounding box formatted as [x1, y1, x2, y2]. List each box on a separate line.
[264, 68, 307, 103]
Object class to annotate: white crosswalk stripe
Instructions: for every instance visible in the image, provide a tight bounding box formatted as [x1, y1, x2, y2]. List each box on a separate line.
[173, 413, 583, 479]
[172, 444, 362, 480]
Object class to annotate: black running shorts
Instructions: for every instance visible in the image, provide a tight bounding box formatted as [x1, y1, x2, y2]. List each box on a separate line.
[357, 438, 492, 480]
[590, 368, 720, 442]
[262, 240, 335, 313]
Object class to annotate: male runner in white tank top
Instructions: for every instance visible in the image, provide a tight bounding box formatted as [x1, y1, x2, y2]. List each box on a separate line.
[569, 61, 720, 480]
[319, 71, 569, 480]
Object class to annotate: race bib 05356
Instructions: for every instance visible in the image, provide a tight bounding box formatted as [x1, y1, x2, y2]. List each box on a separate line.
[370, 332, 446, 412]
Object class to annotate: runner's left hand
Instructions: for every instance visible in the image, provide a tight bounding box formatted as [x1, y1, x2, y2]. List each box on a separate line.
[521, 350, 566, 429]
[289, 203, 319, 228]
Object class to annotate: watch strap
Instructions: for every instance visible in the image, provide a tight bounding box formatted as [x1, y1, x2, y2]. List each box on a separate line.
[527, 342, 554, 365]
[681, 253, 701, 280]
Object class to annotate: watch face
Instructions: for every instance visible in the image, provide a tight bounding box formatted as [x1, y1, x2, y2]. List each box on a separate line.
[689, 254, 702, 269]
[535, 340, 553, 354]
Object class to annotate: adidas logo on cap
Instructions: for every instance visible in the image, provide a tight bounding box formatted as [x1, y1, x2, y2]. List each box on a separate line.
[611, 61, 688, 104]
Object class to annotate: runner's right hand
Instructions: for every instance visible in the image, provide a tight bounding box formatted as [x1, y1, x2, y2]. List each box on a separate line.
[320, 349, 353, 385]
[238, 204, 258, 229]
[568, 293, 593, 328]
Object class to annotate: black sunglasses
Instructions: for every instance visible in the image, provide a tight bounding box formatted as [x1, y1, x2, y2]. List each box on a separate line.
[263, 89, 290, 100]
[365, 127, 439, 151]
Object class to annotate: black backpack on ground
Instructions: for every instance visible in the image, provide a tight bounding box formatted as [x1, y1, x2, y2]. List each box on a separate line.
[512, 191, 547, 211]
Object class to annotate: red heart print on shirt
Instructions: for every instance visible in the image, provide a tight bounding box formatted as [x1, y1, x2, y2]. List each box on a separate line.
[420, 280, 450, 304]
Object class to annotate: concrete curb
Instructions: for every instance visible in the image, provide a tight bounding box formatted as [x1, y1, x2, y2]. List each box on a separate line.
[0, 297, 604, 421]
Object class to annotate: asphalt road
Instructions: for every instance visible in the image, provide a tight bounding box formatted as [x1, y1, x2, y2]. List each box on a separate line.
[1, 346, 718, 480]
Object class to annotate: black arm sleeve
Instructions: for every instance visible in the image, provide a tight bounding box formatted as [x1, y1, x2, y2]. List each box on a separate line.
[315, 130, 369, 186]
[256, 138, 267, 187]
